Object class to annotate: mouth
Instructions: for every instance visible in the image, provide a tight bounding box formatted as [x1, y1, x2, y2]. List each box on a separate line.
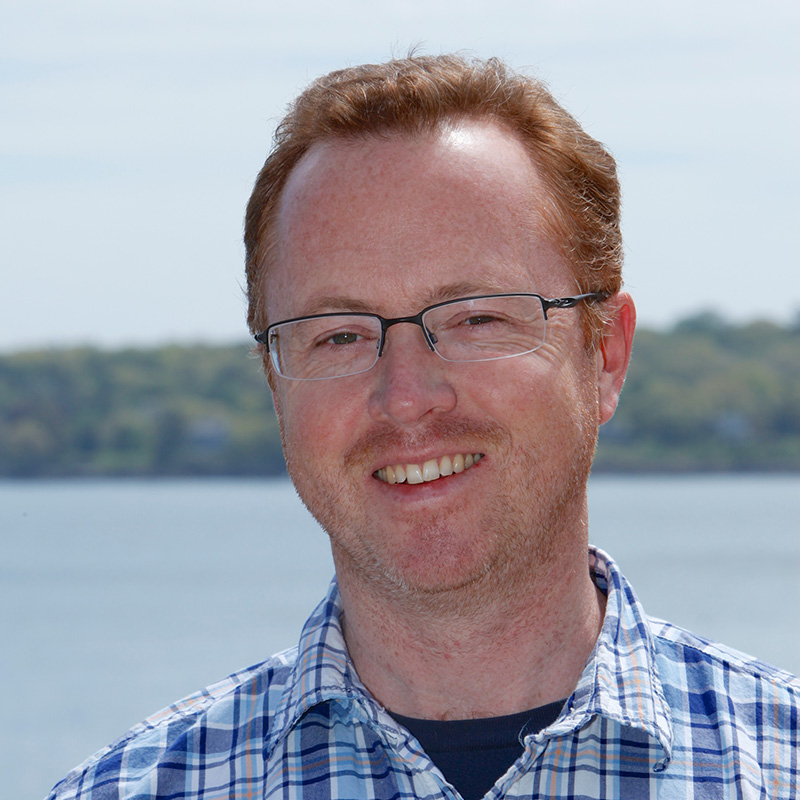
[374, 453, 483, 485]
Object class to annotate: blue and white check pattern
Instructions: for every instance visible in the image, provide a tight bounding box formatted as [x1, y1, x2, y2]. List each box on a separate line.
[47, 547, 799, 799]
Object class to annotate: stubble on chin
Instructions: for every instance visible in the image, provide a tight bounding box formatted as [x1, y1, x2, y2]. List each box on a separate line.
[283, 416, 511, 601]
[286, 422, 595, 619]
[277, 359, 600, 607]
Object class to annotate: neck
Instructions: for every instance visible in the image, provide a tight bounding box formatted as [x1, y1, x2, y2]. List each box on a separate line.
[333, 524, 604, 720]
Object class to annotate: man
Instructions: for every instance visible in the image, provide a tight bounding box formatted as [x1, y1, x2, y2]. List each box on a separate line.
[49, 54, 798, 800]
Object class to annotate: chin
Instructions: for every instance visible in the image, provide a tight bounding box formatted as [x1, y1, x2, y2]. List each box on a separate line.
[328, 501, 528, 607]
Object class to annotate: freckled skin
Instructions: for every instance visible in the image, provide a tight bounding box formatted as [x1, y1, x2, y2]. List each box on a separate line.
[265, 120, 635, 717]
[269, 122, 603, 602]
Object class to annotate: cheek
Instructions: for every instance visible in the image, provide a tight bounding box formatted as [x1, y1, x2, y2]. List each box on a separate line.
[274, 383, 363, 462]
[477, 352, 598, 444]
[474, 355, 554, 417]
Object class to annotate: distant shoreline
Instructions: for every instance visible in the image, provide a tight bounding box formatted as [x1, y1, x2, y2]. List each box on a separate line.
[2, 316, 799, 477]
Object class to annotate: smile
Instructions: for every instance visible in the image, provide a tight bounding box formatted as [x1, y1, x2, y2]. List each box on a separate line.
[374, 453, 483, 485]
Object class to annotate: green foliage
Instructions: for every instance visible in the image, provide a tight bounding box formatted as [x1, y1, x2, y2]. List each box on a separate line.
[0, 345, 284, 477]
[596, 315, 800, 471]
[1, 315, 798, 477]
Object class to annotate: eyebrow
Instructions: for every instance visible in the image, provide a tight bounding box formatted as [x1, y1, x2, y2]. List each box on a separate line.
[422, 281, 516, 305]
[298, 280, 520, 317]
[298, 296, 375, 316]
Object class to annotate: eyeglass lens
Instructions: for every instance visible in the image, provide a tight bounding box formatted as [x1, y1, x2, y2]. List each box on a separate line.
[269, 295, 548, 380]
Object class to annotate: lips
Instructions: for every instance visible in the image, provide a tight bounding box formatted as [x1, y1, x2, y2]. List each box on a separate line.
[375, 453, 483, 484]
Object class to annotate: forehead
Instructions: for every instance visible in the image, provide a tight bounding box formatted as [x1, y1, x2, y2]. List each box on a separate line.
[268, 120, 572, 318]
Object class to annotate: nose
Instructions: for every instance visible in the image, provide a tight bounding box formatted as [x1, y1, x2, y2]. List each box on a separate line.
[367, 323, 457, 426]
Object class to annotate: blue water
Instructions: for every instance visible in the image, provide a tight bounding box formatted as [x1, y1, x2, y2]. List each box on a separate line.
[2, 475, 798, 798]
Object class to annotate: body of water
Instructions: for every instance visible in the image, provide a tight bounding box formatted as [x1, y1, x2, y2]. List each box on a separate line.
[2, 475, 798, 798]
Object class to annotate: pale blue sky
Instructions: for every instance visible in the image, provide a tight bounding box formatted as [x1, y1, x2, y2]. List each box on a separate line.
[2, 0, 798, 350]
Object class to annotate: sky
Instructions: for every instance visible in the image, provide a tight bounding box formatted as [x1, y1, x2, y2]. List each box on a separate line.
[2, 0, 798, 352]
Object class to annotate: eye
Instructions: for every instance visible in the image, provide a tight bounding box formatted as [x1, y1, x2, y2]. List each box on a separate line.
[326, 331, 361, 345]
[436, 308, 504, 330]
[463, 313, 502, 326]
[313, 325, 378, 348]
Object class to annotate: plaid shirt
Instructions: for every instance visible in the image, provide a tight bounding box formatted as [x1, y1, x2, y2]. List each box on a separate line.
[48, 547, 799, 799]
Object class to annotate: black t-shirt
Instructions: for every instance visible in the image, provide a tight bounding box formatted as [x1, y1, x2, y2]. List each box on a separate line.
[390, 699, 565, 800]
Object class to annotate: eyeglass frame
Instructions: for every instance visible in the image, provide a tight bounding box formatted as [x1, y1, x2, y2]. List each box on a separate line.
[254, 291, 610, 380]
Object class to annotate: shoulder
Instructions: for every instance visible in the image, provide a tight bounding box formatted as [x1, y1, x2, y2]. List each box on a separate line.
[648, 616, 799, 781]
[649, 616, 800, 698]
[46, 648, 299, 800]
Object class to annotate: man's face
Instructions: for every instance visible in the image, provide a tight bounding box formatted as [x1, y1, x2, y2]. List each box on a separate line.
[265, 121, 613, 601]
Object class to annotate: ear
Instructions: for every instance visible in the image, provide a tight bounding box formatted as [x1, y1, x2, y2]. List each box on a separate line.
[595, 291, 636, 425]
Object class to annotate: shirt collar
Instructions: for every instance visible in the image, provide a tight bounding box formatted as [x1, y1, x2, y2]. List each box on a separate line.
[265, 548, 673, 763]
[266, 578, 379, 754]
[545, 546, 673, 765]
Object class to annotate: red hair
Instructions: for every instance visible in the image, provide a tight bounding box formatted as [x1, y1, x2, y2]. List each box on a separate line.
[245, 54, 622, 343]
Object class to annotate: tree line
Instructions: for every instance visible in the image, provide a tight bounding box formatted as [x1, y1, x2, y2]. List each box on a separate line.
[1, 313, 798, 478]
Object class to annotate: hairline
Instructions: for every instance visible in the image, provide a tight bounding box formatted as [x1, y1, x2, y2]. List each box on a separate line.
[251, 115, 594, 335]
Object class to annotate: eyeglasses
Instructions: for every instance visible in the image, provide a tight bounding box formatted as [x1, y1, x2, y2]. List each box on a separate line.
[254, 291, 608, 381]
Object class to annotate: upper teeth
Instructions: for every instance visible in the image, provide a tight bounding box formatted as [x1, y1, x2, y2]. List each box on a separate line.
[376, 453, 482, 484]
